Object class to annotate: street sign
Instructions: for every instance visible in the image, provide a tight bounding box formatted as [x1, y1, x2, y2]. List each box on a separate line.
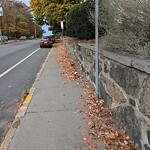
[0, 0, 3, 17]
[0, 3, 3, 16]
[61, 21, 64, 29]
[0, 7, 3, 16]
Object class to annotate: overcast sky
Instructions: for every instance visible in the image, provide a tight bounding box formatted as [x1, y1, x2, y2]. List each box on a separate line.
[20, 0, 52, 36]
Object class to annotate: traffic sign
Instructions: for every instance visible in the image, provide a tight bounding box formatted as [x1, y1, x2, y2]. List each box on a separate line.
[0, 7, 3, 16]
[0, 0, 3, 17]
[61, 21, 64, 30]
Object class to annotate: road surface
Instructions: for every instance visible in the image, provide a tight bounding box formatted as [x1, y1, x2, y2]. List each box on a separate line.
[0, 40, 50, 141]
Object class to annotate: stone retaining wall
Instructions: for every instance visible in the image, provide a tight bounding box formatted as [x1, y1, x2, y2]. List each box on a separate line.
[64, 38, 150, 150]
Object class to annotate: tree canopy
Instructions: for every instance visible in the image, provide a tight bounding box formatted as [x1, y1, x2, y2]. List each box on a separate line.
[30, 0, 84, 34]
[65, 0, 96, 39]
[1, 0, 42, 38]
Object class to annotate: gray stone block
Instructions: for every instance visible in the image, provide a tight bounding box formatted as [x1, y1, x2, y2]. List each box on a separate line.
[102, 50, 133, 66]
[112, 106, 141, 148]
[110, 62, 139, 96]
[139, 77, 150, 117]
[147, 131, 150, 144]
[132, 59, 150, 74]
[144, 144, 150, 150]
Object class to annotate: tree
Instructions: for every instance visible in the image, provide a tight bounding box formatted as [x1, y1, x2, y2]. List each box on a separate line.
[30, 0, 45, 25]
[45, 3, 73, 34]
[90, 0, 150, 55]
[65, 0, 95, 39]
[30, 0, 84, 34]
[1, 0, 42, 38]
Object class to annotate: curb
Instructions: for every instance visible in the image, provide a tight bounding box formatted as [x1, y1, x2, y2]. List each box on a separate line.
[0, 48, 52, 150]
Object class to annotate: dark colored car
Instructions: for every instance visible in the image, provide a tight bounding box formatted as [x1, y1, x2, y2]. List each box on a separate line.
[40, 36, 53, 48]
[49, 35, 55, 44]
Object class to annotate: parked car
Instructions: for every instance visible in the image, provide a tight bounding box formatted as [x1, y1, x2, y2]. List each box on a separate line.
[40, 36, 53, 48]
[0, 36, 8, 42]
[19, 36, 27, 40]
[49, 35, 55, 44]
[29, 36, 34, 40]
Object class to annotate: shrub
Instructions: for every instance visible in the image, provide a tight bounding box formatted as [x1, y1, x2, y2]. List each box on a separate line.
[90, 0, 150, 56]
[66, 0, 105, 40]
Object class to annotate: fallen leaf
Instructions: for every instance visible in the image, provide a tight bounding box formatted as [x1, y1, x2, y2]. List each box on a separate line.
[74, 109, 82, 113]
[107, 132, 116, 139]
[56, 42, 139, 150]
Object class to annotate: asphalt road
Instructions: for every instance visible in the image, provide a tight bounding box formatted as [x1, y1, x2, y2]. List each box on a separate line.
[0, 40, 50, 141]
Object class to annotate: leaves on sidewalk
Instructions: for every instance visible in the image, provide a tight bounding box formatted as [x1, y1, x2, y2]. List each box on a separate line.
[57, 44, 80, 81]
[56, 43, 139, 150]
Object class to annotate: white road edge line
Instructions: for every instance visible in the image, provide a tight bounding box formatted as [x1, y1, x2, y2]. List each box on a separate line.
[0, 48, 41, 78]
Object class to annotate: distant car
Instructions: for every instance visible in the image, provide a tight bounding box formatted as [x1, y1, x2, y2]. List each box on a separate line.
[40, 36, 53, 48]
[49, 35, 55, 44]
[29, 36, 34, 40]
[19, 36, 27, 40]
[0, 36, 8, 42]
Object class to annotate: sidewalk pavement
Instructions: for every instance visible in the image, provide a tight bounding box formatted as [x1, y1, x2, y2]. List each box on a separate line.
[4, 46, 89, 150]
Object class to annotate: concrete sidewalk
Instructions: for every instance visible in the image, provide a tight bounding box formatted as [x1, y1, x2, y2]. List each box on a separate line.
[7, 46, 87, 150]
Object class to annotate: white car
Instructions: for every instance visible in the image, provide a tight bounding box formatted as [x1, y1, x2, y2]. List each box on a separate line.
[0, 36, 8, 42]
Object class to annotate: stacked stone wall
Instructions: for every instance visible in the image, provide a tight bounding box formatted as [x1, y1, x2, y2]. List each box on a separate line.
[64, 38, 150, 149]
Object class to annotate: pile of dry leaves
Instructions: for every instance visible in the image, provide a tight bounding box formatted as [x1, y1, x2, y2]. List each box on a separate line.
[56, 43, 80, 80]
[56, 43, 139, 150]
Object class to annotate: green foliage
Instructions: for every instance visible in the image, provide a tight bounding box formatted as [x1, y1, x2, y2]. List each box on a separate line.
[30, 0, 45, 25]
[30, 0, 83, 34]
[65, 1, 95, 40]
[90, 0, 150, 55]
[63, 0, 83, 4]
[45, 3, 73, 34]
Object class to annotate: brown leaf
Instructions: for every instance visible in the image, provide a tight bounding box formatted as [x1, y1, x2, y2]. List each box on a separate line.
[79, 94, 84, 99]
[87, 121, 94, 129]
[107, 132, 116, 139]
[74, 109, 82, 113]
[56, 42, 139, 150]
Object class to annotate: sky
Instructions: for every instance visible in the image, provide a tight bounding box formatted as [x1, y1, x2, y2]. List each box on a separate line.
[20, 0, 52, 36]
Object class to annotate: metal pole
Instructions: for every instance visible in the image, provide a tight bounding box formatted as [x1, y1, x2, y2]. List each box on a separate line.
[62, 28, 63, 44]
[0, 17, 3, 44]
[0, 17, 2, 36]
[34, 21, 37, 39]
[95, 0, 99, 101]
[61, 21, 64, 44]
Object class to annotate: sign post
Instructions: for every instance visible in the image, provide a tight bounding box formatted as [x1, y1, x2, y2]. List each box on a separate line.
[95, 0, 99, 101]
[61, 21, 64, 44]
[34, 21, 37, 39]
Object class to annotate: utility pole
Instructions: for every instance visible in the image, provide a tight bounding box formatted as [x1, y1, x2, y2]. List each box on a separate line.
[95, 0, 99, 101]
[34, 21, 37, 39]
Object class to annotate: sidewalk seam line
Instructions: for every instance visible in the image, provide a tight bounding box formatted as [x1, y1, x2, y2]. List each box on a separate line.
[27, 109, 75, 114]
